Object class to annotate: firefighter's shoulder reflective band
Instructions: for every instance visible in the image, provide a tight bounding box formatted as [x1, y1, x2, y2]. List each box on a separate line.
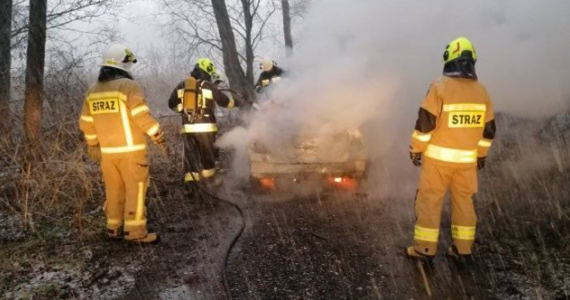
[414, 225, 439, 242]
[424, 144, 477, 163]
[100, 144, 146, 154]
[184, 172, 200, 182]
[202, 89, 213, 99]
[201, 168, 216, 178]
[412, 130, 432, 142]
[452, 225, 476, 241]
[81, 115, 94, 122]
[181, 123, 218, 133]
[177, 89, 184, 99]
[443, 103, 487, 112]
[478, 139, 492, 148]
[131, 105, 149, 116]
[147, 124, 160, 136]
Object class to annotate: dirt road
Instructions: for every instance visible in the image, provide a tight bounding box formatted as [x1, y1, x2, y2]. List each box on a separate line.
[225, 191, 494, 300]
[223, 161, 570, 300]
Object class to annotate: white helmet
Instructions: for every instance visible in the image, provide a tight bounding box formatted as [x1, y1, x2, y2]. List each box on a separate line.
[101, 43, 137, 72]
[260, 58, 275, 72]
[211, 72, 226, 83]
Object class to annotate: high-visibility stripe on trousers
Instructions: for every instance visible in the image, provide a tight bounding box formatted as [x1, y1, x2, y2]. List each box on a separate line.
[413, 159, 478, 256]
[101, 151, 150, 239]
[183, 131, 217, 183]
[451, 225, 476, 241]
[414, 225, 440, 243]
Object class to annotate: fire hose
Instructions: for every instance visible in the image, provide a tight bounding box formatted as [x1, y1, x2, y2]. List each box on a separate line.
[152, 126, 245, 300]
[182, 135, 245, 299]
[154, 88, 253, 298]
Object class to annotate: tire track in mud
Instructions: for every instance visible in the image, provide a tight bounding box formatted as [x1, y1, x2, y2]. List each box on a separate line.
[225, 191, 497, 300]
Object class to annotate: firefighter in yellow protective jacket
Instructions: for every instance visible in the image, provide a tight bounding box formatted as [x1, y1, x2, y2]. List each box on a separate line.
[168, 58, 236, 186]
[79, 44, 165, 243]
[406, 37, 497, 259]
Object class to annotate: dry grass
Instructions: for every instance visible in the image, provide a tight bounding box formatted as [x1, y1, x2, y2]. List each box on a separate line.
[0, 113, 103, 236]
[0, 108, 187, 239]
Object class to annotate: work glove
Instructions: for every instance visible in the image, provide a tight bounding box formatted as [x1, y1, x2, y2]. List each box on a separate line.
[88, 145, 101, 162]
[410, 152, 422, 167]
[477, 157, 486, 170]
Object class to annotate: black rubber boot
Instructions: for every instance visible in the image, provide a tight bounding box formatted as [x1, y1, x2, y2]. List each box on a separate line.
[405, 246, 434, 262]
[107, 227, 123, 240]
[447, 245, 474, 264]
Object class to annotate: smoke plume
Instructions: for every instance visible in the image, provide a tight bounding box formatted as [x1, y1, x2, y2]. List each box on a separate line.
[218, 0, 570, 197]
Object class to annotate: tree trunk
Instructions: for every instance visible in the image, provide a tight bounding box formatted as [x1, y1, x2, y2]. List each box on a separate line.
[23, 0, 48, 162]
[240, 0, 255, 85]
[281, 0, 293, 56]
[0, 0, 13, 142]
[211, 0, 255, 101]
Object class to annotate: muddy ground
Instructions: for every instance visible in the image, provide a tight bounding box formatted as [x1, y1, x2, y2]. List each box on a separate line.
[0, 171, 243, 300]
[2, 113, 570, 300]
[226, 172, 570, 300]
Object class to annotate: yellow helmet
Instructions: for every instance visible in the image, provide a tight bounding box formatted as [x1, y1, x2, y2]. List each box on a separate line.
[196, 58, 217, 76]
[443, 37, 477, 64]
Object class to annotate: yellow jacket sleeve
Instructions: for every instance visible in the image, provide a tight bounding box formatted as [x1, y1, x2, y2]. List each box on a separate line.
[127, 83, 161, 137]
[478, 94, 496, 157]
[79, 96, 99, 146]
[410, 83, 441, 153]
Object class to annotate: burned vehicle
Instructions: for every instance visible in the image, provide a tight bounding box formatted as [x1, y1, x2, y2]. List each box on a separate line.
[248, 128, 368, 191]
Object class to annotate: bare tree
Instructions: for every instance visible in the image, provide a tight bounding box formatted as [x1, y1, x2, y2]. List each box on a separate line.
[161, 0, 275, 96]
[11, 0, 119, 50]
[234, 0, 277, 84]
[211, 0, 254, 99]
[0, 0, 13, 140]
[239, 0, 256, 84]
[23, 0, 48, 162]
[290, 0, 311, 20]
[281, 0, 293, 55]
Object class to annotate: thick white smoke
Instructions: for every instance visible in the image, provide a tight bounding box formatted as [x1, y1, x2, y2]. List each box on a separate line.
[218, 0, 570, 197]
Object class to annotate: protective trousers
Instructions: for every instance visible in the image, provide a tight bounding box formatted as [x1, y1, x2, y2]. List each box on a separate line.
[101, 151, 150, 240]
[183, 132, 217, 182]
[413, 158, 478, 256]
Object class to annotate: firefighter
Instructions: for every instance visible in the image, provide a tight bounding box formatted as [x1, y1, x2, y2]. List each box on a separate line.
[255, 58, 285, 94]
[211, 72, 227, 88]
[406, 37, 496, 259]
[79, 43, 165, 243]
[168, 58, 236, 186]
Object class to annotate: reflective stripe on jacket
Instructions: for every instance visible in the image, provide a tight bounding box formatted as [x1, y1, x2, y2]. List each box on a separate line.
[167, 77, 233, 133]
[181, 123, 219, 133]
[79, 78, 160, 154]
[410, 76, 496, 164]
